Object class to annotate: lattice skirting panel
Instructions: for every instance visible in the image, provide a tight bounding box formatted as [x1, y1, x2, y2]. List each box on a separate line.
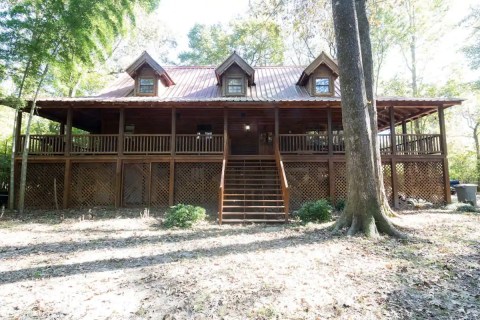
[174, 162, 221, 215]
[382, 162, 393, 205]
[284, 162, 329, 211]
[333, 162, 347, 201]
[70, 162, 116, 208]
[396, 160, 445, 204]
[122, 162, 169, 209]
[16, 162, 65, 209]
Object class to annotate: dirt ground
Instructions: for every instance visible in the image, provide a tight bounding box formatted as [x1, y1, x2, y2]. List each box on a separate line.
[0, 207, 479, 320]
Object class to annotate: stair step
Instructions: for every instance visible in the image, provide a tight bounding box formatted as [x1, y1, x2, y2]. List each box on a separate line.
[224, 189, 282, 192]
[221, 219, 286, 223]
[223, 212, 284, 215]
[223, 199, 283, 202]
[223, 205, 285, 208]
[224, 193, 282, 197]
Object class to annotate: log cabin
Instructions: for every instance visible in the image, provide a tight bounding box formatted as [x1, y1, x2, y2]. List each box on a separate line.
[14, 51, 462, 223]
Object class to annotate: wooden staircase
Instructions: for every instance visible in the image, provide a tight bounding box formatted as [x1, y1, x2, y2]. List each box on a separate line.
[219, 159, 287, 223]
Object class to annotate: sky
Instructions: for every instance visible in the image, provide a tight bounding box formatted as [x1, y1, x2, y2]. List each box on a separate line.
[154, 0, 480, 84]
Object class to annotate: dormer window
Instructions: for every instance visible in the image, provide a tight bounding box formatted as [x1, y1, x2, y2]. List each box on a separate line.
[315, 77, 331, 95]
[139, 78, 155, 94]
[226, 77, 244, 95]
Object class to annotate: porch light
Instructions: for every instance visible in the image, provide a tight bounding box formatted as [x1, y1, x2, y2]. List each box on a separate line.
[244, 124, 251, 131]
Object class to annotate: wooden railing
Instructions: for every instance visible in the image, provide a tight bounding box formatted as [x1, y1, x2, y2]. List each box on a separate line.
[279, 133, 442, 155]
[279, 134, 328, 154]
[175, 134, 224, 154]
[395, 134, 442, 155]
[71, 134, 118, 154]
[275, 140, 290, 222]
[20, 135, 65, 155]
[124, 134, 170, 154]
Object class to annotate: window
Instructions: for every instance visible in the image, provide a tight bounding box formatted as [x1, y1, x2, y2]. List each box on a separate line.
[226, 77, 244, 95]
[315, 77, 330, 94]
[139, 78, 155, 94]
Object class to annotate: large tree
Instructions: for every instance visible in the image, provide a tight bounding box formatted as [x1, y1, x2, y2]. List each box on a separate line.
[331, 0, 402, 237]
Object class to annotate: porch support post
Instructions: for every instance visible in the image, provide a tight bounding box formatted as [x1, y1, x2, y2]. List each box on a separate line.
[389, 106, 396, 155]
[15, 111, 22, 155]
[327, 108, 333, 155]
[65, 107, 72, 156]
[274, 107, 279, 149]
[438, 104, 451, 203]
[171, 107, 176, 156]
[63, 159, 71, 209]
[438, 105, 447, 155]
[223, 108, 228, 156]
[169, 107, 176, 206]
[391, 158, 399, 209]
[118, 107, 125, 156]
[329, 159, 335, 201]
[401, 120, 407, 134]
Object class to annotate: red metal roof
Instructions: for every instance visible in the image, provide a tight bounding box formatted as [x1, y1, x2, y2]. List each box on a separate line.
[34, 66, 462, 107]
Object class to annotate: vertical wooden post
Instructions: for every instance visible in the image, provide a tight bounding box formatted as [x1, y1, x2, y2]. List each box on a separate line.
[389, 106, 396, 155]
[223, 108, 228, 156]
[169, 107, 176, 206]
[59, 122, 65, 135]
[401, 120, 407, 134]
[443, 158, 452, 204]
[171, 107, 176, 156]
[169, 160, 175, 206]
[438, 105, 447, 155]
[15, 111, 22, 155]
[274, 107, 279, 149]
[391, 158, 399, 209]
[438, 105, 451, 203]
[118, 107, 125, 156]
[327, 108, 333, 155]
[329, 159, 335, 201]
[65, 107, 72, 156]
[115, 159, 122, 208]
[63, 159, 71, 209]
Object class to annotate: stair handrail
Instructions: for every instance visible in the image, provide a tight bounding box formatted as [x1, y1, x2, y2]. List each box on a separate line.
[218, 134, 228, 224]
[275, 139, 290, 222]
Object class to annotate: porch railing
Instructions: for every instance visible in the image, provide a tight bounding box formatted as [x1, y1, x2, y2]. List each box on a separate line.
[124, 134, 170, 154]
[175, 134, 224, 154]
[279, 133, 442, 155]
[18, 133, 442, 156]
[20, 134, 65, 155]
[71, 134, 118, 154]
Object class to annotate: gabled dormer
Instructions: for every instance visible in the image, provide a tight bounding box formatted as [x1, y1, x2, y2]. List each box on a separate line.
[297, 52, 339, 97]
[126, 51, 174, 96]
[215, 52, 255, 97]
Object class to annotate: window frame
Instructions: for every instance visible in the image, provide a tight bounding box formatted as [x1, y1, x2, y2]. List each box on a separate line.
[225, 76, 245, 96]
[313, 76, 332, 96]
[138, 77, 156, 95]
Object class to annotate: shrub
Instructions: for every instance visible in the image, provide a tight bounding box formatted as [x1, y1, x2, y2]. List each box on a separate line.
[456, 204, 477, 213]
[164, 204, 206, 228]
[296, 199, 332, 223]
[334, 199, 346, 212]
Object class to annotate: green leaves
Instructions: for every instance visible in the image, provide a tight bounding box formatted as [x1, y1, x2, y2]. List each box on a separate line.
[179, 19, 285, 66]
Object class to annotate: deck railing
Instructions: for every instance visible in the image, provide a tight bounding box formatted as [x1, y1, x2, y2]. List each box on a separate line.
[124, 134, 170, 154]
[20, 135, 65, 155]
[71, 134, 118, 154]
[175, 134, 224, 154]
[19, 133, 442, 156]
[279, 133, 442, 155]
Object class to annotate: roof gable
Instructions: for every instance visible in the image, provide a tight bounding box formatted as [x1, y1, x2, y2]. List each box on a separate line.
[297, 51, 339, 85]
[125, 51, 175, 86]
[215, 52, 255, 85]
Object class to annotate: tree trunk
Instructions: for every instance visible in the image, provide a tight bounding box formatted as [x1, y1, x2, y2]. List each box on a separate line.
[356, 0, 398, 217]
[331, 0, 403, 238]
[17, 64, 49, 214]
[8, 60, 31, 210]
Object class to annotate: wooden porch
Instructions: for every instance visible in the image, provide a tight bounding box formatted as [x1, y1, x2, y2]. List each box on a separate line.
[14, 105, 451, 222]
